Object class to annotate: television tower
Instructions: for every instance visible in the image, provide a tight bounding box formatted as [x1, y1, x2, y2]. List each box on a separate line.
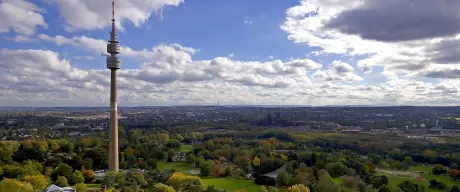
[106, 1, 120, 173]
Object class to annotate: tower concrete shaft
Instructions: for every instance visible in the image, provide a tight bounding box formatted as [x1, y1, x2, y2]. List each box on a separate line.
[109, 69, 119, 172]
[107, 1, 120, 173]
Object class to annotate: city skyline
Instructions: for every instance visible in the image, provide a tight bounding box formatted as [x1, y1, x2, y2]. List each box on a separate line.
[1, 0, 460, 107]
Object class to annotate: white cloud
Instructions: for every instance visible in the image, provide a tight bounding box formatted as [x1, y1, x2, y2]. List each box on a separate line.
[228, 53, 235, 58]
[52, 0, 184, 31]
[4, 35, 39, 43]
[312, 60, 362, 82]
[281, 0, 460, 78]
[73, 56, 95, 60]
[0, 0, 48, 35]
[0, 44, 328, 106]
[3, 43, 457, 106]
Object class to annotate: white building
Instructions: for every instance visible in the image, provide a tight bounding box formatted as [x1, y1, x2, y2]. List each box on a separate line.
[42, 184, 75, 192]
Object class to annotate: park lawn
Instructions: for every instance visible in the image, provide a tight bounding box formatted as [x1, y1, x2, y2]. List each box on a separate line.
[377, 165, 460, 192]
[180, 144, 193, 152]
[157, 161, 194, 172]
[409, 165, 460, 189]
[201, 178, 260, 192]
[375, 173, 439, 191]
[409, 165, 433, 173]
[87, 183, 101, 188]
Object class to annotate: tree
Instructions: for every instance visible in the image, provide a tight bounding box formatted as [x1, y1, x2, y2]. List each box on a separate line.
[236, 155, 252, 173]
[253, 156, 261, 166]
[23, 160, 42, 176]
[155, 183, 176, 192]
[397, 181, 422, 192]
[69, 155, 83, 170]
[438, 182, 447, 190]
[286, 162, 294, 173]
[68, 170, 85, 185]
[403, 156, 413, 165]
[449, 169, 460, 180]
[74, 183, 87, 192]
[21, 175, 49, 191]
[2, 164, 25, 178]
[200, 161, 212, 177]
[175, 134, 184, 142]
[205, 141, 216, 151]
[203, 185, 225, 192]
[332, 162, 346, 176]
[147, 158, 158, 169]
[116, 172, 126, 186]
[391, 161, 402, 170]
[167, 149, 175, 162]
[166, 139, 181, 150]
[287, 184, 310, 192]
[0, 178, 34, 192]
[378, 185, 391, 192]
[0, 141, 20, 163]
[450, 186, 460, 192]
[55, 176, 68, 187]
[127, 172, 147, 186]
[433, 164, 446, 175]
[373, 155, 383, 165]
[166, 172, 202, 190]
[317, 169, 340, 192]
[101, 171, 116, 188]
[276, 171, 292, 186]
[292, 172, 309, 185]
[343, 176, 361, 190]
[156, 133, 170, 145]
[260, 185, 267, 192]
[120, 161, 128, 169]
[51, 163, 73, 181]
[49, 140, 60, 152]
[429, 179, 447, 190]
[378, 161, 390, 169]
[83, 169, 95, 183]
[195, 157, 205, 169]
[187, 154, 196, 164]
[267, 186, 279, 192]
[372, 175, 388, 189]
[211, 163, 221, 177]
[82, 158, 93, 170]
[84, 147, 108, 169]
[429, 179, 438, 189]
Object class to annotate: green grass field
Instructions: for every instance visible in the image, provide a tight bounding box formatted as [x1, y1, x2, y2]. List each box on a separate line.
[87, 183, 101, 188]
[180, 144, 193, 152]
[201, 178, 260, 192]
[375, 165, 460, 192]
[409, 165, 460, 189]
[157, 161, 194, 172]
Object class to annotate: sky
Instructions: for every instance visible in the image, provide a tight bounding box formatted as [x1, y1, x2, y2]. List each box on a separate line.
[0, 0, 460, 107]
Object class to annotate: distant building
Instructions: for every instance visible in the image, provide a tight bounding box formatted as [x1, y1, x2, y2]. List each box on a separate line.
[320, 122, 338, 129]
[6, 119, 16, 125]
[42, 184, 75, 192]
[52, 123, 65, 129]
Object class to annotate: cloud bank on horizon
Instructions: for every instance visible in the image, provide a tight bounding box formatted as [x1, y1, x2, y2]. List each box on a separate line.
[0, 0, 459, 106]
